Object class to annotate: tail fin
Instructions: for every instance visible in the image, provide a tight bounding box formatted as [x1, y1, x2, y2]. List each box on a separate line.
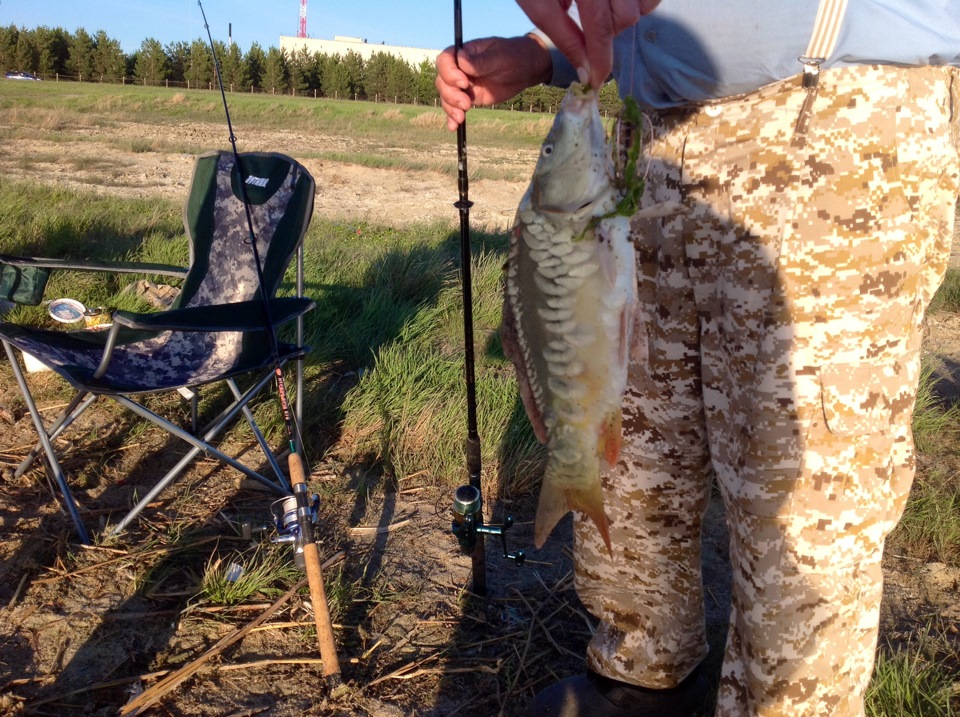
[534, 479, 570, 549]
[534, 477, 612, 554]
[567, 479, 612, 554]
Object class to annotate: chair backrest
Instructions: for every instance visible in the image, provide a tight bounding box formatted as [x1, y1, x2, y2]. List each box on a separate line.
[177, 151, 316, 310]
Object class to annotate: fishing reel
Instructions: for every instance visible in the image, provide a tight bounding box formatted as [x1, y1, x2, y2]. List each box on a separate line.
[269, 493, 320, 571]
[451, 485, 525, 565]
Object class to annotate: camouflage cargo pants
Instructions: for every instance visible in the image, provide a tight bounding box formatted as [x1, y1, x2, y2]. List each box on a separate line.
[573, 64, 960, 716]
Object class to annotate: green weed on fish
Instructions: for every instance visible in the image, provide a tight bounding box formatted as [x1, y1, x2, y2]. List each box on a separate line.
[612, 97, 645, 218]
[583, 96, 644, 242]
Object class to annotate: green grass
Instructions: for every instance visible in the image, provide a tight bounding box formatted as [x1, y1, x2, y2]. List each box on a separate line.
[867, 635, 957, 717]
[930, 265, 960, 314]
[0, 179, 188, 326]
[0, 178, 542, 495]
[911, 362, 960, 454]
[197, 544, 300, 606]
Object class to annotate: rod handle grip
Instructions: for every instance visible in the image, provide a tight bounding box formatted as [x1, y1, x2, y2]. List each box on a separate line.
[289, 453, 342, 685]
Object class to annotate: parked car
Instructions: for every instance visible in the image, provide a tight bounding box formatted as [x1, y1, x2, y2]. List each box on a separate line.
[4, 71, 41, 81]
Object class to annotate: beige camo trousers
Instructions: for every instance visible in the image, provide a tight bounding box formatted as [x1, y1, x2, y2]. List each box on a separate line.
[573, 65, 960, 716]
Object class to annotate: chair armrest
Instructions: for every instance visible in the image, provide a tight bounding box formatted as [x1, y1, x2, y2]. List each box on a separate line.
[0, 253, 189, 279]
[111, 297, 315, 332]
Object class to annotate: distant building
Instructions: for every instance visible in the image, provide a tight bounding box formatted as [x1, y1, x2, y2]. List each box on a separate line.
[279, 35, 440, 68]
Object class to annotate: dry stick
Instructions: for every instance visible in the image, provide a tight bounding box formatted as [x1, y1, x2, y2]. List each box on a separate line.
[25, 669, 173, 709]
[116, 548, 337, 717]
[117, 576, 307, 715]
[7, 572, 29, 607]
[218, 658, 326, 671]
[26, 657, 330, 710]
[497, 574, 573, 712]
[33, 535, 223, 584]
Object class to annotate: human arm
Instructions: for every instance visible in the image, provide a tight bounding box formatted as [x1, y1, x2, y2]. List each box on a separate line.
[435, 34, 552, 131]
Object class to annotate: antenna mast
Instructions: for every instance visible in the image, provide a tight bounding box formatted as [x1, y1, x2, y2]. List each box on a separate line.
[298, 0, 308, 38]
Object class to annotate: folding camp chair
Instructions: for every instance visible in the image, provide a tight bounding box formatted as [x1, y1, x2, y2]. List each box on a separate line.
[0, 150, 316, 544]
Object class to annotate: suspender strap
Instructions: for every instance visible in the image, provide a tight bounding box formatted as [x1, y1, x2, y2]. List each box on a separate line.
[804, 0, 848, 63]
[795, 0, 848, 134]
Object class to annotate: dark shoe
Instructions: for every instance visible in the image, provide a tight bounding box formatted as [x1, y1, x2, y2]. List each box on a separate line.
[526, 667, 710, 716]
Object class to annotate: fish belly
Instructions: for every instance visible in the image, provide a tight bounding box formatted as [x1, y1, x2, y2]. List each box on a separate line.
[504, 206, 636, 550]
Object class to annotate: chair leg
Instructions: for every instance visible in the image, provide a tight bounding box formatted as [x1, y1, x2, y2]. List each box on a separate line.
[108, 376, 289, 535]
[14, 392, 97, 479]
[227, 378, 290, 491]
[3, 341, 92, 544]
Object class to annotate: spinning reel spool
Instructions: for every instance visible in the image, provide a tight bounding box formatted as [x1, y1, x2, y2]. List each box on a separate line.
[451, 485, 525, 566]
[270, 493, 320, 571]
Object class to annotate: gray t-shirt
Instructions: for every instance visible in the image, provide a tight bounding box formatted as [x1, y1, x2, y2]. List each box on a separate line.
[542, 1, 960, 108]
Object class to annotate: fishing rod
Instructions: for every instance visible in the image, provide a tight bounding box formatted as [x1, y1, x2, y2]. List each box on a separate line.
[449, 0, 524, 597]
[450, 0, 487, 597]
[197, 1, 342, 690]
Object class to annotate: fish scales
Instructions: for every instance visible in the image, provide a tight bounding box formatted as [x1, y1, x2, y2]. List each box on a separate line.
[501, 84, 638, 551]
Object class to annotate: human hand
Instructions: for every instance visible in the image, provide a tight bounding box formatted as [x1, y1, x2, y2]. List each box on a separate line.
[516, 0, 661, 88]
[435, 35, 552, 131]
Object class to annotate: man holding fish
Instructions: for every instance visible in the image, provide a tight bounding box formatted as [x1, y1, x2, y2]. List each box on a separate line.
[437, 1, 960, 715]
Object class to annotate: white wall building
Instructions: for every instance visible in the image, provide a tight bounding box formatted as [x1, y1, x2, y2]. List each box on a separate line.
[279, 35, 440, 68]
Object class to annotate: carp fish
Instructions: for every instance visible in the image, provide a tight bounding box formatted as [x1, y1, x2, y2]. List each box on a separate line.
[501, 83, 641, 552]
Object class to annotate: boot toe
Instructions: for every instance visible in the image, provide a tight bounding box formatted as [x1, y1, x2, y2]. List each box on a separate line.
[526, 668, 710, 717]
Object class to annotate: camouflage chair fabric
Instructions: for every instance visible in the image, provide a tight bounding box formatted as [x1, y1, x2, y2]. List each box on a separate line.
[0, 151, 316, 543]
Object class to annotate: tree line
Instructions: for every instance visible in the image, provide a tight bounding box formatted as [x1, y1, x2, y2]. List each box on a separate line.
[0, 24, 623, 114]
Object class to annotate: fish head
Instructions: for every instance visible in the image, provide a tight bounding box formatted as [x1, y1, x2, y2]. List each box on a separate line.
[530, 83, 613, 214]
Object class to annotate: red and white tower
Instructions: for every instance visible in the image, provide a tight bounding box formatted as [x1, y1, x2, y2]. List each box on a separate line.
[298, 0, 308, 38]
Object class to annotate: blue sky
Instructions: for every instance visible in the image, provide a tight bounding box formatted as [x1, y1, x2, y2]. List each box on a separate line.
[0, 0, 534, 54]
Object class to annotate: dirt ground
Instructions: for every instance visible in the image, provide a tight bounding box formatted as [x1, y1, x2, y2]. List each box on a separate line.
[0, 118, 530, 232]
[0, 115, 958, 716]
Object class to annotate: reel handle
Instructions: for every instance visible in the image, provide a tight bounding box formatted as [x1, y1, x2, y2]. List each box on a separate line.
[451, 485, 525, 566]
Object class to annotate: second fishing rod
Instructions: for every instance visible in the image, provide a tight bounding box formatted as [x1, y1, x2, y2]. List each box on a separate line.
[197, 0, 342, 690]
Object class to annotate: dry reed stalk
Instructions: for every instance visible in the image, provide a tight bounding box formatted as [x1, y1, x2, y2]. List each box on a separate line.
[119, 550, 345, 715]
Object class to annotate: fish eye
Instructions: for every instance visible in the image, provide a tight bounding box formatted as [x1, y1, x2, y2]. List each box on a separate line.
[542, 143, 554, 157]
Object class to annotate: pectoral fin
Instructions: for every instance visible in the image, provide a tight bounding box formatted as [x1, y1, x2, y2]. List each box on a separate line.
[599, 410, 622, 469]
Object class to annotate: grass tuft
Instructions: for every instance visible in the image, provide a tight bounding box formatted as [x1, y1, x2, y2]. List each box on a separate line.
[867, 637, 956, 717]
[197, 544, 300, 606]
[929, 266, 960, 314]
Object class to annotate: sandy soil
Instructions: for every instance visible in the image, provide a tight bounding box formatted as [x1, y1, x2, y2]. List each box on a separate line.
[0, 118, 531, 232]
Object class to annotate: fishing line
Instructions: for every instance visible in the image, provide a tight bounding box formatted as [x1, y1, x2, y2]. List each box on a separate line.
[196, 1, 303, 458]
